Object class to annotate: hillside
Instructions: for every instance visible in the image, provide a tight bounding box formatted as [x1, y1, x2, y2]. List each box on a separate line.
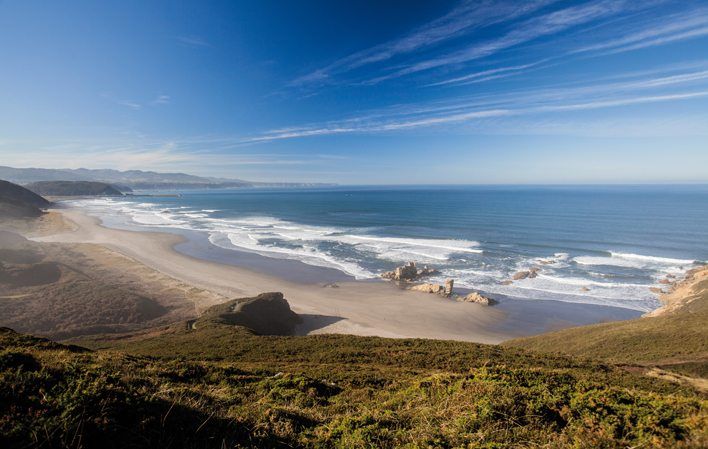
[0, 166, 332, 190]
[0, 179, 51, 218]
[26, 180, 126, 196]
[3, 310, 707, 448]
[506, 266, 708, 380]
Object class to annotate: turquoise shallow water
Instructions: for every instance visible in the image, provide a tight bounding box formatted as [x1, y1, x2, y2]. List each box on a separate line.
[70, 185, 708, 312]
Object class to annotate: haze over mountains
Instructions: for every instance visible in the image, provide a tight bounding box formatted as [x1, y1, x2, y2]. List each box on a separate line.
[0, 166, 332, 190]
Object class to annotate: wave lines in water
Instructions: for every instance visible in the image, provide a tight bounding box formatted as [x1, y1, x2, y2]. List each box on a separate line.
[69, 197, 703, 312]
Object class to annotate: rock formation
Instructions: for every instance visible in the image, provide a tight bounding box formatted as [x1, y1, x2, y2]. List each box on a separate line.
[444, 279, 454, 296]
[381, 262, 439, 282]
[457, 291, 495, 305]
[511, 267, 540, 281]
[409, 283, 445, 295]
[195, 292, 302, 335]
[409, 278, 454, 297]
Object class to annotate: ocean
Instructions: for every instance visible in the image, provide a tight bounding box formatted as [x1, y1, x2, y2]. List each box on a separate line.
[68, 185, 708, 312]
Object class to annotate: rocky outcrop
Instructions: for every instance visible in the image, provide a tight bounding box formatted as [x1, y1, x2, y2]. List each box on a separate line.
[195, 292, 302, 335]
[511, 267, 539, 281]
[382, 262, 439, 282]
[410, 283, 445, 295]
[444, 279, 454, 296]
[457, 291, 495, 305]
[409, 278, 454, 297]
[645, 265, 707, 317]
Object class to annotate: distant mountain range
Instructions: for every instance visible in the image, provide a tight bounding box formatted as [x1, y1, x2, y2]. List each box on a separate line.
[0, 166, 333, 190]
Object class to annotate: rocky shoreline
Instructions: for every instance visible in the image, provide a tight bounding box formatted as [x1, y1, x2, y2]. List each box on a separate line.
[381, 262, 495, 305]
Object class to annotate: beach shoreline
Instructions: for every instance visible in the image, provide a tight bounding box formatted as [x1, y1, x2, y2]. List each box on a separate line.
[32, 206, 641, 342]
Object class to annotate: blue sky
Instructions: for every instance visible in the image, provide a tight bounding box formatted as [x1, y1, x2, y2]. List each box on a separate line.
[1, 0, 707, 183]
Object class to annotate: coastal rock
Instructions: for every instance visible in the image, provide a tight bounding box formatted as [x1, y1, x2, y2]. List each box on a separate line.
[444, 279, 454, 296]
[381, 262, 439, 282]
[659, 278, 672, 285]
[409, 283, 445, 295]
[580, 287, 590, 292]
[499, 280, 513, 285]
[512, 267, 540, 281]
[650, 287, 665, 294]
[457, 291, 495, 305]
[409, 279, 454, 297]
[195, 292, 301, 335]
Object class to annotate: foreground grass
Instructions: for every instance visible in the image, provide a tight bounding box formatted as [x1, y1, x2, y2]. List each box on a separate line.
[2, 326, 707, 449]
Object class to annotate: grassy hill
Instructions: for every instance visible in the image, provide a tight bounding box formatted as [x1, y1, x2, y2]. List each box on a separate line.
[505, 266, 708, 380]
[2, 291, 706, 449]
[25, 181, 127, 196]
[0, 179, 50, 218]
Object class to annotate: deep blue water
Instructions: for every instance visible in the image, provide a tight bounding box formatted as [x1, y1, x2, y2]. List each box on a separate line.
[71, 185, 708, 311]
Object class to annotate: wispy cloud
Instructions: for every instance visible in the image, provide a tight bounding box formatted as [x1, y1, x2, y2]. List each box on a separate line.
[290, 0, 558, 87]
[101, 93, 172, 110]
[570, 8, 708, 56]
[117, 101, 142, 110]
[426, 60, 550, 87]
[249, 68, 708, 143]
[151, 94, 171, 105]
[176, 35, 211, 48]
[367, 0, 633, 84]
[290, 0, 708, 91]
[426, 6, 708, 88]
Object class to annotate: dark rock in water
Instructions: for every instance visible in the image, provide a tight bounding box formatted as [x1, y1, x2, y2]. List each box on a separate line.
[511, 267, 540, 281]
[196, 292, 301, 335]
[512, 271, 530, 280]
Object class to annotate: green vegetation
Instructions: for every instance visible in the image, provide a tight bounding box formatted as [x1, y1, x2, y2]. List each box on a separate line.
[25, 180, 126, 196]
[3, 317, 706, 449]
[0, 179, 50, 218]
[505, 269, 708, 379]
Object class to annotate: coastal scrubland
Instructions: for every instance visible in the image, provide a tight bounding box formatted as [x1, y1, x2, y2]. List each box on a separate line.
[3, 316, 707, 449]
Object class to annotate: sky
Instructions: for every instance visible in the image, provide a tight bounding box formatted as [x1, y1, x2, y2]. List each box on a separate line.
[1, 0, 707, 184]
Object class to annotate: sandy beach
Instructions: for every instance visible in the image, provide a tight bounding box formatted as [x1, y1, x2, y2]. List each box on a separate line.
[33, 207, 518, 343]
